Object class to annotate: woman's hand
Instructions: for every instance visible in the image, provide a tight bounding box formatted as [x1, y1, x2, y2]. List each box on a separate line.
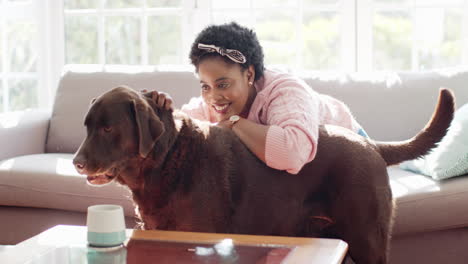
[140, 89, 174, 110]
[216, 119, 233, 129]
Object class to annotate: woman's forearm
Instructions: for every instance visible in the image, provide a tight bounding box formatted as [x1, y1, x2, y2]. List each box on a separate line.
[231, 117, 269, 163]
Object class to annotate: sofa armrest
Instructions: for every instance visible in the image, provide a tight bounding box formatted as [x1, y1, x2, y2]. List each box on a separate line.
[0, 109, 51, 161]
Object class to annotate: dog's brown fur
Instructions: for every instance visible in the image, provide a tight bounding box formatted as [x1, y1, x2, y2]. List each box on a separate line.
[74, 86, 455, 264]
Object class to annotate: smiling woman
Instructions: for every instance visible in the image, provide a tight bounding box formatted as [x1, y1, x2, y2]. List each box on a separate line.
[145, 22, 368, 174]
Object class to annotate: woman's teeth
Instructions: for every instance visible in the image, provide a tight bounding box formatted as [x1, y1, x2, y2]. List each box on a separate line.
[214, 104, 229, 112]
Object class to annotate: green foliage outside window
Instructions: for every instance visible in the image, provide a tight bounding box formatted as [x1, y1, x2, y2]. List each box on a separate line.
[9, 79, 38, 111]
[65, 16, 98, 64]
[373, 12, 412, 70]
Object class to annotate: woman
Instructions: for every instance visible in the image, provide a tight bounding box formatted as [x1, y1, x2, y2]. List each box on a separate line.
[149, 22, 368, 174]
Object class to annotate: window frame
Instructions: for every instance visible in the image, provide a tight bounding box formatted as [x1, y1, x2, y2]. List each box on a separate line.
[359, 0, 468, 71]
[1, 0, 468, 113]
[63, 1, 192, 65]
[0, 0, 63, 112]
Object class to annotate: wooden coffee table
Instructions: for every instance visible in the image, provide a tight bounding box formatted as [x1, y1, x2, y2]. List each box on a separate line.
[0, 225, 347, 264]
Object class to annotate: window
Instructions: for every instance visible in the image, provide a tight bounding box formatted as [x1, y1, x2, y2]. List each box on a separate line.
[64, 0, 351, 70]
[63, 0, 468, 71]
[211, 0, 348, 70]
[64, 0, 186, 65]
[370, 0, 467, 71]
[1, 0, 467, 112]
[0, 0, 63, 113]
[0, 0, 39, 112]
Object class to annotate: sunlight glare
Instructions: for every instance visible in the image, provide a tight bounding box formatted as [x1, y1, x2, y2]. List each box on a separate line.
[415, 8, 444, 52]
[0, 112, 22, 128]
[389, 180, 409, 198]
[37, 226, 86, 246]
[194, 246, 215, 256]
[56, 157, 81, 176]
[0, 159, 15, 170]
[214, 239, 234, 256]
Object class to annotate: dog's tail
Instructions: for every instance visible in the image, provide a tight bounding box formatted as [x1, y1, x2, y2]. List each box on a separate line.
[376, 88, 455, 166]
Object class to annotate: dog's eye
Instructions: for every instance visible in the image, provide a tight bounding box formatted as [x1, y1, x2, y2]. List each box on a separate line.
[103, 126, 112, 133]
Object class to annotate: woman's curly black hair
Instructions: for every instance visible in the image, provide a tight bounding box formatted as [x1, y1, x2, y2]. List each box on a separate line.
[189, 22, 265, 81]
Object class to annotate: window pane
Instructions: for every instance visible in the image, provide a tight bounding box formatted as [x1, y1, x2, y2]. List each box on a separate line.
[148, 0, 182, 8]
[9, 78, 38, 111]
[212, 11, 252, 25]
[7, 20, 37, 72]
[304, 0, 339, 5]
[105, 16, 141, 64]
[64, 0, 98, 9]
[0, 25, 3, 72]
[148, 15, 182, 64]
[414, 0, 463, 4]
[212, 0, 250, 9]
[104, 0, 143, 8]
[374, 0, 408, 3]
[254, 0, 297, 8]
[303, 12, 340, 70]
[65, 16, 98, 64]
[256, 11, 296, 67]
[416, 8, 462, 69]
[373, 11, 412, 70]
[0, 82, 3, 111]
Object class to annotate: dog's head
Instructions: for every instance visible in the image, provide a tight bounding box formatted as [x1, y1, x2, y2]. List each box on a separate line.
[73, 86, 166, 186]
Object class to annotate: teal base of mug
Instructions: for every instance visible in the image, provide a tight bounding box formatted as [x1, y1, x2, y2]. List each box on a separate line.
[87, 231, 126, 247]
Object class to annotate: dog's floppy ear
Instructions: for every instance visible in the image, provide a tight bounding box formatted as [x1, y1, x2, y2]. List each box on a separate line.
[132, 99, 165, 158]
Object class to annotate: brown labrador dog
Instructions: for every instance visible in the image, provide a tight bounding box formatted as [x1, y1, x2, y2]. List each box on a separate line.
[73, 86, 454, 264]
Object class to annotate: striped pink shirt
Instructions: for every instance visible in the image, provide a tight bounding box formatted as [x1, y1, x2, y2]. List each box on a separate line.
[181, 69, 362, 174]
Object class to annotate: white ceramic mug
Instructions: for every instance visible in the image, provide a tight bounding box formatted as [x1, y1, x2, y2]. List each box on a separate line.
[87, 204, 126, 247]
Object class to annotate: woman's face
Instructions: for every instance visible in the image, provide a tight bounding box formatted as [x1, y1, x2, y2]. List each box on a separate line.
[197, 56, 255, 122]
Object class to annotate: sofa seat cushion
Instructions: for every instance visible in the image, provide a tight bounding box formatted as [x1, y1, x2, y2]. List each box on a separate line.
[390, 166, 468, 236]
[0, 153, 134, 217]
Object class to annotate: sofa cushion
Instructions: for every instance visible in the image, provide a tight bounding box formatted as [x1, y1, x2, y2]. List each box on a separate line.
[46, 67, 201, 153]
[390, 166, 468, 235]
[0, 153, 134, 216]
[399, 103, 468, 180]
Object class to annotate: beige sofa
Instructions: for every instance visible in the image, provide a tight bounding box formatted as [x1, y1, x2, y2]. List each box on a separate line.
[1, 66, 468, 264]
